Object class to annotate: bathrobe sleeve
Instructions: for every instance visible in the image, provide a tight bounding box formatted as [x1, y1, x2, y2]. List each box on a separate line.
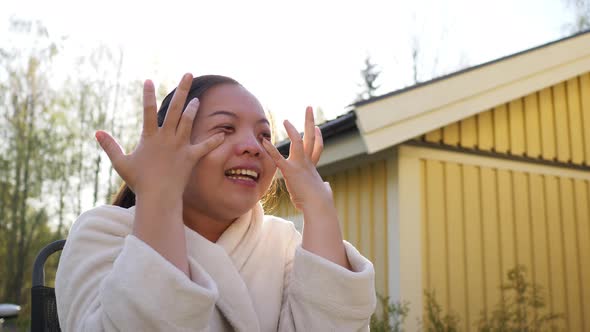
[55, 206, 219, 332]
[278, 230, 377, 331]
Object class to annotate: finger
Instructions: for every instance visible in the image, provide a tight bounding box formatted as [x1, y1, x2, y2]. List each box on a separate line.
[283, 120, 304, 159]
[189, 133, 225, 161]
[142, 80, 158, 136]
[262, 139, 288, 169]
[303, 106, 315, 159]
[162, 73, 193, 134]
[95, 130, 125, 169]
[177, 98, 199, 142]
[323, 181, 333, 195]
[311, 126, 323, 165]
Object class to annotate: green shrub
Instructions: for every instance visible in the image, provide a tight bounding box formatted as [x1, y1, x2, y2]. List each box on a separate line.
[423, 290, 461, 332]
[370, 295, 410, 332]
[369, 265, 564, 331]
[478, 265, 563, 332]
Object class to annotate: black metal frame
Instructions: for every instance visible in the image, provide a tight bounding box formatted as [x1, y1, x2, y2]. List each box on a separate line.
[31, 239, 66, 332]
[32, 240, 66, 288]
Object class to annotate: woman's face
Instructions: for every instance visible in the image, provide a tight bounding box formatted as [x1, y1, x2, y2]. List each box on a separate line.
[183, 83, 277, 221]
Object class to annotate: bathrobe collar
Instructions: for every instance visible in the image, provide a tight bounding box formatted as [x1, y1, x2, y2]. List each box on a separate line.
[182, 203, 265, 332]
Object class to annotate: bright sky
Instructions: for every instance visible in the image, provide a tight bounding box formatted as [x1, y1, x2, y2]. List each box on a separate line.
[1, 0, 574, 130]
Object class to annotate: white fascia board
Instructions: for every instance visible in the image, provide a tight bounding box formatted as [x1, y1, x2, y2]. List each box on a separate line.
[355, 33, 590, 153]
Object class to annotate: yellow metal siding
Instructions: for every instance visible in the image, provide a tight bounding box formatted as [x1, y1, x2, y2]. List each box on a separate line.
[540, 87, 557, 160]
[421, 159, 590, 331]
[272, 160, 390, 298]
[554, 82, 571, 163]
[460, 116, 477, 148]
[508, 99, 526, 155]
[480, 167, 502, 314]
[524, 93, 542, 157]
[477, 110, 494, 151]
[421, 73, 590, 166]
[567, 78, 585, 164]
[443, 122, 460, 146]
[582, 74, 590, 162]
[494, 104, 510, 154]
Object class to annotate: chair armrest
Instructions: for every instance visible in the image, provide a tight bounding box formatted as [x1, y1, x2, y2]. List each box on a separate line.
[32, 240, 66, 287]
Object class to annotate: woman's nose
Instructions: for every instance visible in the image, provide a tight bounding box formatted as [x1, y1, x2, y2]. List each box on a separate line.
[234, 134, 263, 157]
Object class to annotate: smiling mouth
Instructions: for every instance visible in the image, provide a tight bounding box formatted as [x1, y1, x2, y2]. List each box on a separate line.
[224, 168, 259, 182]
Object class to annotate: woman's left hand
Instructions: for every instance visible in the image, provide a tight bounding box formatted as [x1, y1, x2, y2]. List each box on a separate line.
[263, 107, 350, 269]
[262, 107, 331, 211]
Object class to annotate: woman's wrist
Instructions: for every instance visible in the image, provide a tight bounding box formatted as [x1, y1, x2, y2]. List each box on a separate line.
[299, 183, 336, 216]
[301, 197, 337, 220]
[135, 190, 183, 208]
[133, 190, 189, 275]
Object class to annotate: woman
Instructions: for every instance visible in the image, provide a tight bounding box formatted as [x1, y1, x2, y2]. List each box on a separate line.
[55, 73, 376, 331]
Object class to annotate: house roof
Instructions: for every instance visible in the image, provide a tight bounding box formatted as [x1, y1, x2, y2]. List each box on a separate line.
[355, 29, 590, 153]
[275, 30, 590, 162]
[353, 29, 590, 108]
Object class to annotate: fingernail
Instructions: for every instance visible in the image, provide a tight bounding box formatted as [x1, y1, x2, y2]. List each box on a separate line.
[95, 131, 103, 143]
[190, 97, 199, 105]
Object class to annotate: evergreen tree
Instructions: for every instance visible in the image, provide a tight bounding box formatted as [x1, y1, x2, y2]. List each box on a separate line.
[564, 0, 590, 33]
[357, 56, 381, 101]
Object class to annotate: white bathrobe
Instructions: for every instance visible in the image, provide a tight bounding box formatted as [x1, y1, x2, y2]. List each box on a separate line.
[55, 203, 376, 331]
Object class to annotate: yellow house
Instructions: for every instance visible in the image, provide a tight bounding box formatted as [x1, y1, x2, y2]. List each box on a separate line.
[273, 31, 590, 331]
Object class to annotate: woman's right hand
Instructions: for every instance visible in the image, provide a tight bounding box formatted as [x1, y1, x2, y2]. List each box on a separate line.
[95, 73, 224, 200]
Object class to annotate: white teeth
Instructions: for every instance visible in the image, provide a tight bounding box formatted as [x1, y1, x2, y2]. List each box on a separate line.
[228, 175, 254, 181]
[226, 168, 258, 179]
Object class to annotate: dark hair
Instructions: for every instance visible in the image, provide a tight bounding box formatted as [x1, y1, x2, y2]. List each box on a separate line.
[111, 75, 239, 208]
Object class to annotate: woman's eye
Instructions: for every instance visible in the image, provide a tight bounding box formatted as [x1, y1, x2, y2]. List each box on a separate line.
[217, 125, 234, 133]
[260, 132, 272, 141]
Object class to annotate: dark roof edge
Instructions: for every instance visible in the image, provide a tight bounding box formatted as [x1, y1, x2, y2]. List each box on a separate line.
[353, 29, 590, 107]
[276, 112, 357, 156]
